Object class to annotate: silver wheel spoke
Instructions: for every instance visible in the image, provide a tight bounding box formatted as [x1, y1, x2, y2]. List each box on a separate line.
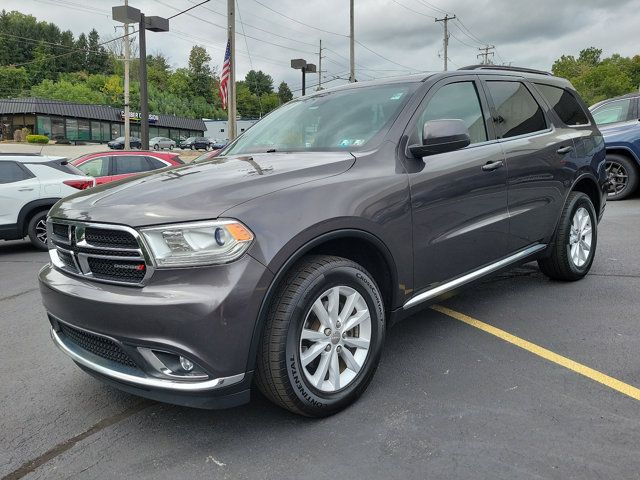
[339, 292, 357, 322]
[327, 287, 340, 326]
[342, 310, 369, 332]
[343, 336, 370, 349]
[301, 342, 327, 367]
[328, 350, 340, 389]
[301, 328, 327, 342]
[311, 352, 331, 388]
[340, 348, 362, 373]
[312, 299, 331, 329]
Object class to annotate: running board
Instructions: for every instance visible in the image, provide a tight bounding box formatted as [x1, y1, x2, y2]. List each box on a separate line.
[402, 244, 547, 310]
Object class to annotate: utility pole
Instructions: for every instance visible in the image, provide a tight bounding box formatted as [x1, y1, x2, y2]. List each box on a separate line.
[349, 0, 355, 82]
[318, 39, 322, 90]
[477, 45, 495, 65]
[227, 0, 237, 141]
[138, 13, 149, 149]
[435, 14, 455, 71]
[123, 0, 131, 150]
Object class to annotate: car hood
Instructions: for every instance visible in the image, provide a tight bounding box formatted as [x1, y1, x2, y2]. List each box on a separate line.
[50, 152, 356, 227]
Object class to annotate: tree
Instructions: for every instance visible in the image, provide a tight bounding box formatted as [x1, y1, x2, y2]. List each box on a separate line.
[86, 29, 109, 74]
[245, 70, 273, 96]
[187, 45, 215, 100]
[277, 81, 293, 103]
[0, 66, 28, 97]
[74, 33, 88, 72]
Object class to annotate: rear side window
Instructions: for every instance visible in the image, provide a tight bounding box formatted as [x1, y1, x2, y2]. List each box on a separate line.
[417, 81, 488, 145]
[486, 81, 547, 138]
[591, 98, 632, 125]
[0, 161, 31, 184]
[77, 157, 109, 177]
[146, 157, 167, 169]
[114, 155, 153, 175]
[535, 84, 589, 126]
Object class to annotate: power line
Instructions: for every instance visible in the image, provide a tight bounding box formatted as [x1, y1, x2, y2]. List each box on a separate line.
[354, 40, 418, 73]
[249, 0, 349, 37]
[412, 0, 449, 15]
[390, 0, 436, 19]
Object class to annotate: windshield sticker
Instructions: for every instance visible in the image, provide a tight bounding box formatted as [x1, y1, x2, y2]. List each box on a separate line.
[389, 92, 404, 100]
[338, 139, 365, 147]
[339, 139, 352, 147]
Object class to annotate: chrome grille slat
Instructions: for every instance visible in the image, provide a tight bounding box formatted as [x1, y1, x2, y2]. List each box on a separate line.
[48, 219, 154, 287]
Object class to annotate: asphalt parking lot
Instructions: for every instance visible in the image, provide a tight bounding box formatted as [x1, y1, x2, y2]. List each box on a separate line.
[1, 199, 639, 480]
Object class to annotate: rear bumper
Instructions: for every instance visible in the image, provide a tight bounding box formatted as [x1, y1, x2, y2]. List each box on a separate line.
[39, 254, 273, 409]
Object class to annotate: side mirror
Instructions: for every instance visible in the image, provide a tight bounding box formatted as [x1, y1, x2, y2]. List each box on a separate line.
[409, 119, 471, 158]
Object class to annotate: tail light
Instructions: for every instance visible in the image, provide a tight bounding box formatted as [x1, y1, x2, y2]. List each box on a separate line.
[63, 179, 95, 190]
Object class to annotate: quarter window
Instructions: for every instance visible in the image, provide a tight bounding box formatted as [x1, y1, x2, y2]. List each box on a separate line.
[0, 161, 30, 184]
[535, 84, 589, 126]
[417, 81, 488, 145]
[77, 157, 109, 177]
[591, 99, 632, 125]
[486, 81, 547, 138]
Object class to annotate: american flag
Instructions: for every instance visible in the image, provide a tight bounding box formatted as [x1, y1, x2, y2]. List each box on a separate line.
[219, 40, 231, 110]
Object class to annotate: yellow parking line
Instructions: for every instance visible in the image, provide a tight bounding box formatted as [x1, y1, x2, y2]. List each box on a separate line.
[431, 305, 640, 402]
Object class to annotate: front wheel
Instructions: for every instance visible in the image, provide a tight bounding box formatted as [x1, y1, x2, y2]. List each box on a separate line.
[256, 255, 385, 417]
[153, 144, 159, 150]
[28, 211, 49, 251]
[606, 154, 638, 200]
[538, 192, 597, 281]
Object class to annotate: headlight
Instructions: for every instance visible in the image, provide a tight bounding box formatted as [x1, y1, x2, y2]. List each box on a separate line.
[139, 219, 254, 267]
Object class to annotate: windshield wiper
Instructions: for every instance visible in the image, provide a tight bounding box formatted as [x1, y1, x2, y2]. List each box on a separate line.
[266, 148, 277, 153]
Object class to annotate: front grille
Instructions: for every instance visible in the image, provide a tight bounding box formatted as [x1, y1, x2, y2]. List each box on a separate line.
[49, 220, 151, 286]
[85, 227, 139, 248]
[88, 258, 146, 282]
[59, 323, 138, 368]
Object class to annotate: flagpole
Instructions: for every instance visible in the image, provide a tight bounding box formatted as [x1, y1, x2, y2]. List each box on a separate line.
[227, 0, 237, 141]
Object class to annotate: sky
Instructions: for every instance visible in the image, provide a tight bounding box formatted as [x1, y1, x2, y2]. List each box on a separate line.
[3, 0, 640, 95]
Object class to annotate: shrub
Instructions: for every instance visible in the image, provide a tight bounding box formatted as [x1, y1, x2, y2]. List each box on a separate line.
[26, 134, 50, 144]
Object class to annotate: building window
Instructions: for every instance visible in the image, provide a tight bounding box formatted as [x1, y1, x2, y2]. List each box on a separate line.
[101, 122, 111, 141]
[66, 119, 78, 140]
[78, 119, 90, 140]
[37, 116, 51, 137]
[51, 117, 65, 140]
[91, 121, 101, 141]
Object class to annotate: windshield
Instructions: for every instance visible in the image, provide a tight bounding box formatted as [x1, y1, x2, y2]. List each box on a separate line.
[114, 137, 124, 142]
[223, 83, 418, 155]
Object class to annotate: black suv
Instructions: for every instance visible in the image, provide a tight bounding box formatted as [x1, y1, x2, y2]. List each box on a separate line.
[40, 66, 607, 417]
[180, 137, 212, 150]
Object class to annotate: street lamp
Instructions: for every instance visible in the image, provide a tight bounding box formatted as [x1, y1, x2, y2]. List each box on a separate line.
[291, 59, 316, 96]
[112, 5, 169, 150]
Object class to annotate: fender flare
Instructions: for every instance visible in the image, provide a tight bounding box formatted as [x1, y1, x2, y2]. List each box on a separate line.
[17, 198, 60, 235]
[605, 145, 640, 165]
[245, 228, 399, 374]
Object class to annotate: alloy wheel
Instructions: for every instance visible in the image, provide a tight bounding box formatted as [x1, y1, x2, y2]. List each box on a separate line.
[299, 286, 371, 393]
[569, 207, 592, 267]
[606, 160, 628, 196]
[35, 219, 47, 245]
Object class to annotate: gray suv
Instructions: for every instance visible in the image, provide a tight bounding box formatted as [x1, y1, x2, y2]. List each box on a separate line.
[39, 66, 607, 417]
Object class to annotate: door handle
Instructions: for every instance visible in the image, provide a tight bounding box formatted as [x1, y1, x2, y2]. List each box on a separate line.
[556, 146, 574, 155]
[482, 160, 504, 172]
[18, 188, 34, 191]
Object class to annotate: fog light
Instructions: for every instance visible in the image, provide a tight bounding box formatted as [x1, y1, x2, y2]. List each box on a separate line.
[179, 356, 194, 372]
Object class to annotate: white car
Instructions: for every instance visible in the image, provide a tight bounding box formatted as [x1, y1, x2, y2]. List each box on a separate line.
[149, 137, 176, 150]
[0, 154, 95, 250]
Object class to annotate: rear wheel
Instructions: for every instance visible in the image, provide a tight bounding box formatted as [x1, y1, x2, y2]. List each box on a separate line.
[27, 211, 49, 251]
[153, 144, 159, 150]
[606, 154, 638, 200]
[169, 144, 174, 150]
[538, 192, 597, 281]
[256, 255, 385, 417]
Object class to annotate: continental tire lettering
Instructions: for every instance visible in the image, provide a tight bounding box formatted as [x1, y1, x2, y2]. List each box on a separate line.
[356, 272, 384, 319]
[289, 356, 323, 408]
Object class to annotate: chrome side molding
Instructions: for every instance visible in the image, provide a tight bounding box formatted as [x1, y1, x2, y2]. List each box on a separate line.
[403, 244, 547, 310]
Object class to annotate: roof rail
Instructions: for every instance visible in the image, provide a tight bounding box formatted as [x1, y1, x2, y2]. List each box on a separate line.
[0, 152, 42, 156]
[459, 65, 552, 76]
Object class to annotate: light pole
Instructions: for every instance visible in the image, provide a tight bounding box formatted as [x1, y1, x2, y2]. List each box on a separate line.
[291, 59, 316, 96]
[112, 5, 169, 150]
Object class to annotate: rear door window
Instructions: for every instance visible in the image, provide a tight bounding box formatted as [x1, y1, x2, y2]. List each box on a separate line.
[486, 81, 547, 138]
[591, 98, 632, 125]
[535, 84, 590, 126]
[77, 157, 109, 177]
[146, 157, 167, 169]
[114, 155, 154, 175]
[0, 161, 31, 184]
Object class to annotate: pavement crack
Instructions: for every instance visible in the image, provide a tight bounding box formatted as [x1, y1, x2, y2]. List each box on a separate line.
[2, 402, 150, 480]
[0, 288, 39, 303]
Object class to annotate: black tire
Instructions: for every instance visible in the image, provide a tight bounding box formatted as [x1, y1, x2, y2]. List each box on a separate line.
[256, 255, 385, 417]
[169, 144, 174, 150]
[538, 192, 597, 281]
[27, 210, 49, 251]
[153, 144, 159, 150]
[606, 153, 638, 200]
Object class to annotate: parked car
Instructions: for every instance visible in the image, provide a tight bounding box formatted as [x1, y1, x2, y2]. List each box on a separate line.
[211, 138, 228, 149]
[193, 149, 222, 162]
[180, 137, 212, 150]
[150, 137, 176, 150]
[107, 136, 142, 149]
[589, 93, 640, 200]
[72, 151, 183, 185]
[0, 154, 94, 250]
[40, 66, 607, 417]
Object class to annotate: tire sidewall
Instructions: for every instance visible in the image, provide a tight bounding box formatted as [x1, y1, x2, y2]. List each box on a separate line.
[563, 194, 597, 276]
[606, 154, 638, 200]
[283, 265, 385, 415]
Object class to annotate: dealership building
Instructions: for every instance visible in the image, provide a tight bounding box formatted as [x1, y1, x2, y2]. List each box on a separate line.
[0, 97, 206, 142]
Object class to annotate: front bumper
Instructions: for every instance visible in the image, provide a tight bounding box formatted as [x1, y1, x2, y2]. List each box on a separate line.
[39, 254, 273, 408]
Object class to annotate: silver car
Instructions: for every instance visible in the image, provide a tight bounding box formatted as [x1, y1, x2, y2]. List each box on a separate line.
[149, 137, 176, 150]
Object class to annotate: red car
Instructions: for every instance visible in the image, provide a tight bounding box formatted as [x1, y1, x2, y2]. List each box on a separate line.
[72, 151, 184, 185]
